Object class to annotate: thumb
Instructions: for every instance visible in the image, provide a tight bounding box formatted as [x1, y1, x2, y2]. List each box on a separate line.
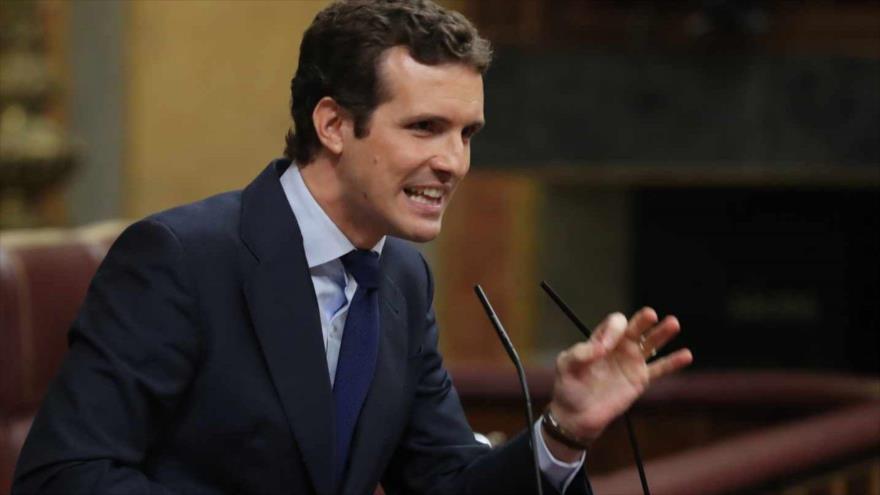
[595, 312, 627, 351]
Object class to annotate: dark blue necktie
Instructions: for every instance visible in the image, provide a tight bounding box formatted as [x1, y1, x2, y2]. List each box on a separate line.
[333, 249, 380, 485]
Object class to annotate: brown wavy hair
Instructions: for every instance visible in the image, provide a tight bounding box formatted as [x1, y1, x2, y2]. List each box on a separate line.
[283, 0, 492, 165]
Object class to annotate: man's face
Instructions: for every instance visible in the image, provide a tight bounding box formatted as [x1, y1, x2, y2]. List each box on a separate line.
[335, 46, 484, 245]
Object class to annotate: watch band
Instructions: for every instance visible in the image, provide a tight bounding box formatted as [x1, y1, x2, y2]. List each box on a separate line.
[540, 408, 589, 450]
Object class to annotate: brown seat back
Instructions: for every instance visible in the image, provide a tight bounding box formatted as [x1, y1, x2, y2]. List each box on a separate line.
[0, 221, 127, 490]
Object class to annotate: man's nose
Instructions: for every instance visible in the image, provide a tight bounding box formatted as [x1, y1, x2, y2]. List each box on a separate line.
[431, 134, 469, 179]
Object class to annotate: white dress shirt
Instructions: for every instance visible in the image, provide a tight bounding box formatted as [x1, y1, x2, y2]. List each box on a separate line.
[279, 164, 584, 492]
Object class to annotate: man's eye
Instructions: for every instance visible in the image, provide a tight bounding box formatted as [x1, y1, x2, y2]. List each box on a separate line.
[462, 125, 481, 141]
[409, 121, 436, 133]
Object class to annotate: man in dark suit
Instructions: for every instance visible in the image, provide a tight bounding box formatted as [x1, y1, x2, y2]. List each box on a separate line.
[13, 1, 692, 494]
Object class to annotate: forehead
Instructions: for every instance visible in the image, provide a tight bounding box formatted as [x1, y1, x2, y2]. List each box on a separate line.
[376, 46, 484, 120]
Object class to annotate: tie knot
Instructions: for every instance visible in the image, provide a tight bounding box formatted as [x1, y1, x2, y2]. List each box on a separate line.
[341, 249, 380, 289]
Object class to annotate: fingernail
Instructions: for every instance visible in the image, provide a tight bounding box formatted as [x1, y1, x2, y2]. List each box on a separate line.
[603, 326, 620, 347]
[602, 335, 615, 348]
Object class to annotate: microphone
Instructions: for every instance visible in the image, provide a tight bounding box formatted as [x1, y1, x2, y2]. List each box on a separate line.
[474, 285, 543, 495]
[540, 281, 651, 495]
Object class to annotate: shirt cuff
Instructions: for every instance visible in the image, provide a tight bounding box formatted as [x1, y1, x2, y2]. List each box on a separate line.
[533, 419, 586, 493]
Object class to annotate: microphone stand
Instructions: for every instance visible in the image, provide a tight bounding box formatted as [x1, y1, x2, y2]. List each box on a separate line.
[540, 281, 651, 495]
[474, 285, 543, 495]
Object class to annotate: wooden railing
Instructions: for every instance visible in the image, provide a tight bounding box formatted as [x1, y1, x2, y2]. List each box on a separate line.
[590, 401, 880, 494]
[450, 366, 880, 494]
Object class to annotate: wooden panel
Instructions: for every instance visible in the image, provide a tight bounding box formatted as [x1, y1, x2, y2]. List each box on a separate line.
[125, 1, 329, 217]
[435, 171, 540, 365]
[464, 1, 880, 57]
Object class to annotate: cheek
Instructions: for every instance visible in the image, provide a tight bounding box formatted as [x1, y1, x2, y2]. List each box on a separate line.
[386, 136, 430, 167]
[377, 156, 416, 187]
[357, 159, 401, 205]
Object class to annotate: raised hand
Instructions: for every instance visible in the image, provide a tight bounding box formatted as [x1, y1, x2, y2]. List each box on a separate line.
[544, 307, 693, 458]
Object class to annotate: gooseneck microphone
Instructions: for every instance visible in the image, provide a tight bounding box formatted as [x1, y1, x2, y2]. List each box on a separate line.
[540, 281, 651, 495]
[473, 285, 543, 495]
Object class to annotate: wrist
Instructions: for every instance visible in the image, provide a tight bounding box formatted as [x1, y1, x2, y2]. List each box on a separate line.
[540, 427, 584, 463]
[540, 406, 590, 459]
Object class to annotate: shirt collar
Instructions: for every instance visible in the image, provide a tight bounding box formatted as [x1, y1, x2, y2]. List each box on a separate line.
[279, 163, 385, 268]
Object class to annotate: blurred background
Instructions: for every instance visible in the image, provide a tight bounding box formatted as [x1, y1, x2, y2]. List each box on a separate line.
[1, 1, 878, 493]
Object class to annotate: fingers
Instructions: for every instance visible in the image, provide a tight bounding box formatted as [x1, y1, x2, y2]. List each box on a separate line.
[621, 305, 681, 360]
[556, 309, 687, 374]
[625, 307, 659, 340]
[556, 342, 604, 373]
[647, 348, 693, 381]
[557, 313, 627, 373]
[641, 315, 681, 359]
[595, 312, 628, 350]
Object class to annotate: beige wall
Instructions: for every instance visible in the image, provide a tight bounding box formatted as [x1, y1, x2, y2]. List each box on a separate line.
[123, 0, 470, 218]
[125, 1, 329, 217]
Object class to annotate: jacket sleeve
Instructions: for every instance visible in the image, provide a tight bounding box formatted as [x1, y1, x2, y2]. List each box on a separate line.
[12, 219, 201, 495]
[380, 256, 592, 495]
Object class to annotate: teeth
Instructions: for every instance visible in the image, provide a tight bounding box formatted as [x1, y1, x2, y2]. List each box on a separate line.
[421, 188, 442, 199]
[409, 194, 435, 205]
[405, 187, 443, 204]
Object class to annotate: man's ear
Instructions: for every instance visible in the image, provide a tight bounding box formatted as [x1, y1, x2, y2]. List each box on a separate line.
[312, 96, 349, 155]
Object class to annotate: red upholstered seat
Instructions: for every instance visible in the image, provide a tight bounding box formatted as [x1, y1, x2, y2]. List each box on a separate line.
[0, 221, 128, 490]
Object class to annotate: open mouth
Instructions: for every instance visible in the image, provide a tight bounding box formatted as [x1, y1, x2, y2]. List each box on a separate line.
[404, 187, 443, 206]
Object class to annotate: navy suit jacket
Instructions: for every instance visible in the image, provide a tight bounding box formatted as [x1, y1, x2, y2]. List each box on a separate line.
[13, 160, 591, 494]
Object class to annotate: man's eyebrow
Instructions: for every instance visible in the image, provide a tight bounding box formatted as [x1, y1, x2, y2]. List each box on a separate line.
[404, 114, 449, 124]
[404, 114, 485, 128]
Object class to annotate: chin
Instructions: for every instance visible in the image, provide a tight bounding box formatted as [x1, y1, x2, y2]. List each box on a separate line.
[394, 219, 443, 243]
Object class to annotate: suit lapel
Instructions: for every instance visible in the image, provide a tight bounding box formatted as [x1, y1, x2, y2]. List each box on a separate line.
[241, 160, 335, 495]
[342, 258, 410, 494]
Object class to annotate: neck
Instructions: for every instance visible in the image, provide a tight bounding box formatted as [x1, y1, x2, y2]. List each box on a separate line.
[298, 156, 382, 250]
